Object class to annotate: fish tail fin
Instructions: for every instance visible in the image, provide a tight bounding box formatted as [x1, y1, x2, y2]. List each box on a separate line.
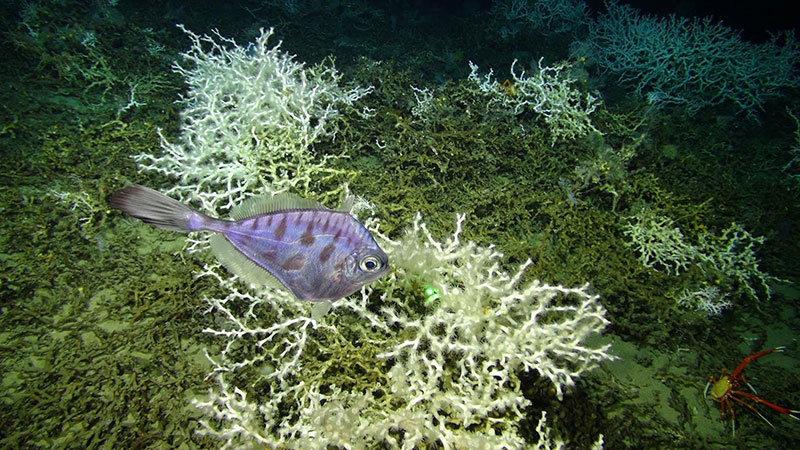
[109, 184, 210, 232]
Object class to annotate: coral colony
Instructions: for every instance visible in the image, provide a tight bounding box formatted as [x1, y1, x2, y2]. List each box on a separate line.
[132, 26, 612, 447]
[122, 2, 791, 447]
[10, 0, 799, 447]
[191, 214, 610, 448]
[126, 2, 794, 440]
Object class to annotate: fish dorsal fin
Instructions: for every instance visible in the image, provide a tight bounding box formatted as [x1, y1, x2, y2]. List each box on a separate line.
[339, 195, 355, 213]
[231, 192, 329, 220]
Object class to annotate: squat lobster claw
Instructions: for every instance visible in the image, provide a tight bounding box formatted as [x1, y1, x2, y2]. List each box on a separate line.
[704, 346, 800, 436]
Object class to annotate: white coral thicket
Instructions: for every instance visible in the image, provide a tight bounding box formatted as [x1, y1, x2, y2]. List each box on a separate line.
[135, 26, 371, 212]
[193, 214, 611, 448]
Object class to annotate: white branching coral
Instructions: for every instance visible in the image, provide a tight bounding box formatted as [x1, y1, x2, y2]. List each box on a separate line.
[134, 26, 372, 212]
[677, 286, 731, 317]
[491, 0, 590, 39]
[468, 59, 601, 144]
[192, 214, 611, 448]
[694, 222, 779, 301]
[143, 24, 609, 449]
[623, 210, 779, 303]
[585, 0, 800, 116]
[378, 213, 611, 403]
[622, 211, 694, 275]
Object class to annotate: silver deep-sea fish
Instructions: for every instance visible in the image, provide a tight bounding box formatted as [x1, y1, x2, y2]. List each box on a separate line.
[109, 184, 389, 301]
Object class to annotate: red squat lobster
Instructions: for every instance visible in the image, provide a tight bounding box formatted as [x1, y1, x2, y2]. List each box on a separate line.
[705, 346, 800, 435]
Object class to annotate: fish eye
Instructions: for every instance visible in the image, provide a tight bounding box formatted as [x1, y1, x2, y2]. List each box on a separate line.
[359, 255, 382, 272]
